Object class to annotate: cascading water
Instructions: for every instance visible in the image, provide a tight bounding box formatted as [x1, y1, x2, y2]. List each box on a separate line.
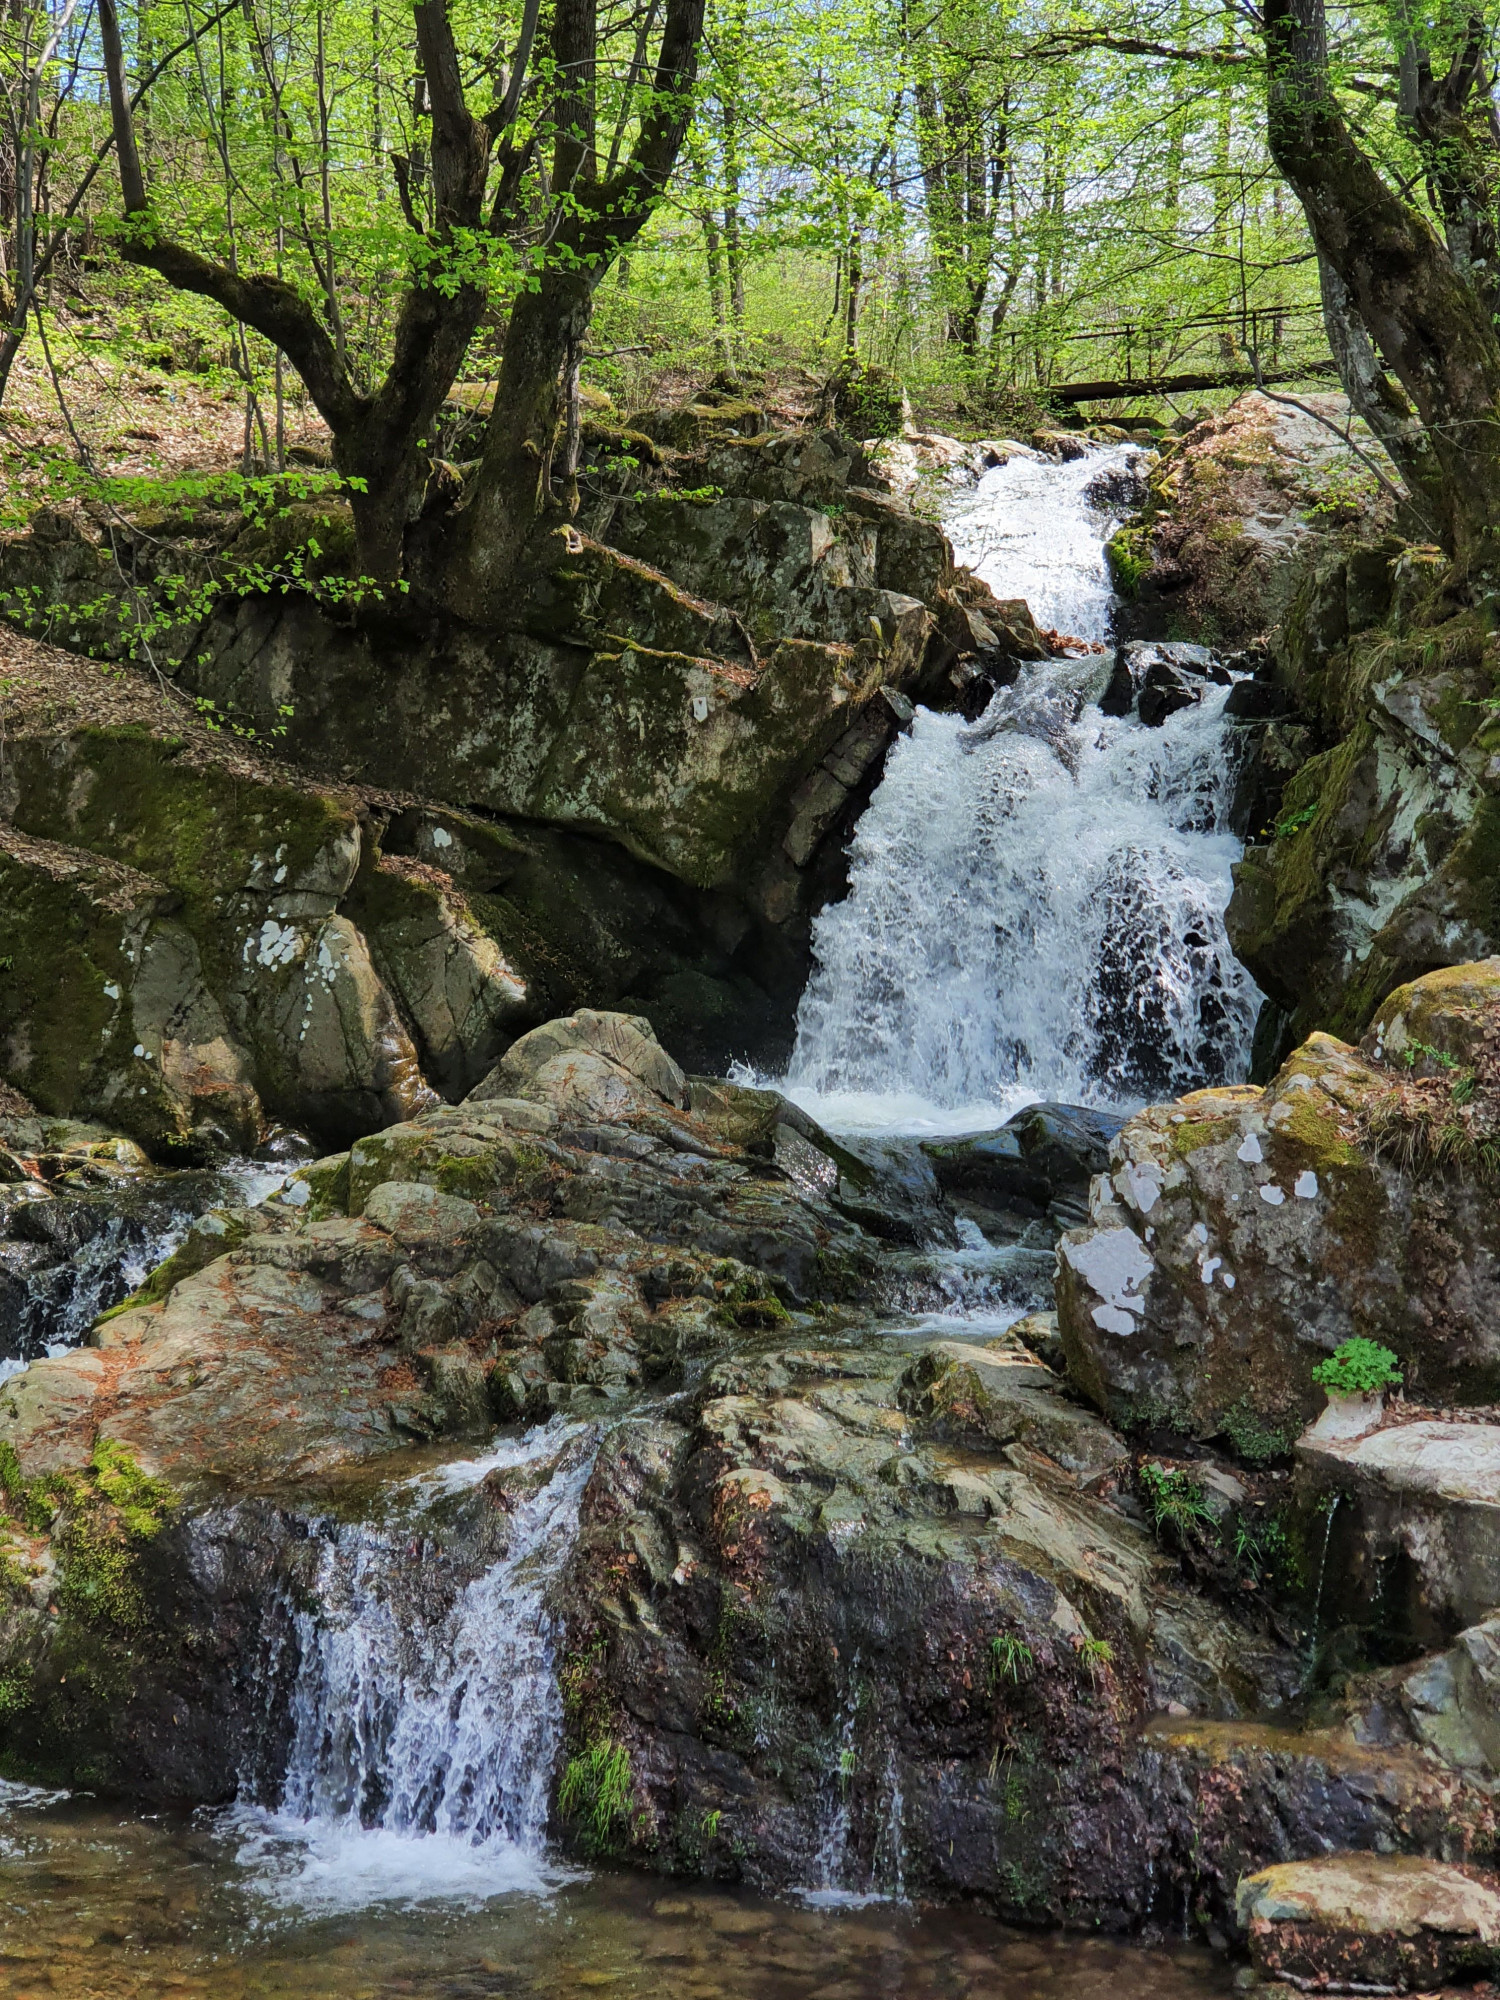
[228, 1421, 598, 1911]
[0, 1157, 290, 1384]
[784, 443, 1262, 1134]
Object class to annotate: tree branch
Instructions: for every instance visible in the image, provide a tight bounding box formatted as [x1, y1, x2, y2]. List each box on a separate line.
[97, 0, 360, 432]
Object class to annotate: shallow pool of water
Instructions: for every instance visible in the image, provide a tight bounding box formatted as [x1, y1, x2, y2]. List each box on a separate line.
[0, 1786, 1236, 2000]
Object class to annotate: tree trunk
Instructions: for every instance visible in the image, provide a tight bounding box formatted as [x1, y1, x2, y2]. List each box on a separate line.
[1264, 0, 1500, 571]
[439, 267, 594, 615]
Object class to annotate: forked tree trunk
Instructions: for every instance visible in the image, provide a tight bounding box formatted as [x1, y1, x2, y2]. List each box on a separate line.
[96, 0, 703, 614]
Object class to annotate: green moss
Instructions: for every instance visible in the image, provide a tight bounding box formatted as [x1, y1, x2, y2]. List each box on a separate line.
[52, 1440, 177, 1630]
[291, 1152, 351, 1219]
[0, 1437, 183, 1785]
[1170, 1116, 1236, 1157]
[1219, 1398, 1299, 1465]
[1269, 1087, 1367, 1173]
[1105, 525, 1151, 599]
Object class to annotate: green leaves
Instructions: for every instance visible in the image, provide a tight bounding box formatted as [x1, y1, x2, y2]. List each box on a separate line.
[1311, 1338, 1403, 1395]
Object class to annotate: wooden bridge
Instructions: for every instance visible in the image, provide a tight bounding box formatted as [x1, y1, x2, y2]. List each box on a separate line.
[1005, 304, 1337, 406]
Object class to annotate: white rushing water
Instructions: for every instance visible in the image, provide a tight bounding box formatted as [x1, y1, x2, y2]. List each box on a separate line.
[783, 443, 1261, 1135]
[228, 1423, 597, 1913]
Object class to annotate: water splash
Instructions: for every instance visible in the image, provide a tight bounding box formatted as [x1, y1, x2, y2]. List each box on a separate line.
[802, 1672, 878, 1907]
[783, 444, 1260, 1135]
[1308, 1491, 1344, 1659]
[0, 1156, 290, 1378]
[229, 1423, 598, 1910]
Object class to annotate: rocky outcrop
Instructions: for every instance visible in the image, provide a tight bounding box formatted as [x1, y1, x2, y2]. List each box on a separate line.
[1107, 393, 1379, 648]
[1226, 540, 1500, 1067]
[0, 408, 1046, 1116]
[0, 1009, 1493, 1926]
[0, 639, 824, 1142]
[1057, 959, 1500, 1443]
[0, 1106, 258, 1363]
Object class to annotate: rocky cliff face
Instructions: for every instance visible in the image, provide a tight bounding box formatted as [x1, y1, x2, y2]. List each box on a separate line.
[1226, 542, 1500, 1066]
[1106, 394, 1380, 649]
[0, 405, 1041, 1131]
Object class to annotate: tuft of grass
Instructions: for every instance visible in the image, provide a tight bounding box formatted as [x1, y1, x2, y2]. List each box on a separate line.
[1076, 1635, 1115, 1683]
[1138, 1462, 1218, 1545]
[558, 1738, 635, 1856]
[988, 1633, 1034, 1687]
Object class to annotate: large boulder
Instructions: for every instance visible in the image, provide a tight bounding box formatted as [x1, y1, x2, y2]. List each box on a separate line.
[1238, 1854, 1500, 1993]
[470, 1008, 690, 1121]
[1057, 959, 1500, 1443]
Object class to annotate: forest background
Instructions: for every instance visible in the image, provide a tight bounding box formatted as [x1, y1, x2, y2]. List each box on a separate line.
[0, 0, 1352, 482]
[0, 0, 1488, 547]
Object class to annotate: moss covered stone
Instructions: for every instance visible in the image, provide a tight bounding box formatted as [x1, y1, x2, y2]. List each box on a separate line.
[1059, 965, 1500, 1442]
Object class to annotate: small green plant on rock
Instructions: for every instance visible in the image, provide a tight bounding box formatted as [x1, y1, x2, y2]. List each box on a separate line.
[1274, 802, 1319, 839]
[1137, 1463, 1218, 1545]
[988, 1634, 1034, 1687]
[1312, 1338, 1402, 1396]
[1076, 1635, 1115, 1683]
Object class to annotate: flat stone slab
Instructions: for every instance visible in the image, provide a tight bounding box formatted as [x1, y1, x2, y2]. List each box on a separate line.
[1312, 1420, 1500, 1504]
[1238, 1853, 1500, 1991]
[1297, 1419, 1500, 1631]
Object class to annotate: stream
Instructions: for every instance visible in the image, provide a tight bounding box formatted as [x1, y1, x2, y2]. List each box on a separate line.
[0, 439, 1253, 1999]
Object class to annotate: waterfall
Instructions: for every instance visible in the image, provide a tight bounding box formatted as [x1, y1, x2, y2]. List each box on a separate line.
[783, 443, 1261, 1133]
[226, 1420, 597, 1912]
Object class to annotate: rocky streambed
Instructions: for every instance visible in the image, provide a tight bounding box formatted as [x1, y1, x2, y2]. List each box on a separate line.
[2, 992, 1500, 1983]
[5, 399, 1500, 1997]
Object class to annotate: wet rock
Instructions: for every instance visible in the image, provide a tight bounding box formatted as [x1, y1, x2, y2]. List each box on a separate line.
[897, 1338, 1131, 1477]
[1138, 662, 1203, 729]
[1397, 1610, 1500, 1776]
[1223, 679, 1291, 721]
[1237, 1854, 1500, 1993]
[1101, 641, 1225, 722]
[1057, 961, 1500, 1445]
[923, 1102, 1126, 1237]
[551, 1350, 1476, 1923]
[1296, 1419, 1500, 1637]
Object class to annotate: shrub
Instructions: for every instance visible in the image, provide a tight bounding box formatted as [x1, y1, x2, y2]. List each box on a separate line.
[1312, 1338, 1402, 1395]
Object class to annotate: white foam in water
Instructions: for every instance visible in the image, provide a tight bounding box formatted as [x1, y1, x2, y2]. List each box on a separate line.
[410, 1415, 588, 1500]
[220, 1807, 561, 1916]
[783, 443, 1261, 1135]
[230, 1423, 598, 1912]
[943, 443, 1127, 636]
